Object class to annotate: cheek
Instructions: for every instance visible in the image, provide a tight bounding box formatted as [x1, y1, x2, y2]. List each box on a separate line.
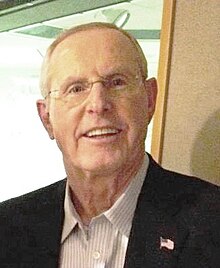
[122, 95, 149, 126]
[119, 95, 149, 142]
[49, 105, 79, 146]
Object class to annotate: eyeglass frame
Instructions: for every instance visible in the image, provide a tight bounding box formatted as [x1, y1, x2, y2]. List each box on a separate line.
[44, 73, 146, 106]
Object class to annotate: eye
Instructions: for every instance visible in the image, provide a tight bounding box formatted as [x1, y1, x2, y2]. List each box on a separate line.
[110, 76, 127, 89]
[66, 83, 86, 94]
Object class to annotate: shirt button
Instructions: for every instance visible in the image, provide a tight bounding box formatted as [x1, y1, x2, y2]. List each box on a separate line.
[93, 251, 101, 260]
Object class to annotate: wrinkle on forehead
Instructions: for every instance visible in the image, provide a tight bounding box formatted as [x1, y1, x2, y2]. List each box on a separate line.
[51, 29, 141, 66]
[49, 29, 142, 82]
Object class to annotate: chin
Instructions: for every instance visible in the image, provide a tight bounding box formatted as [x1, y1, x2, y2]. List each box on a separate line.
[77, 151, 126, 174]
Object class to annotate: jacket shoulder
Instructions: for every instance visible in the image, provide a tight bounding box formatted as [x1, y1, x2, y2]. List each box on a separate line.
[143, 155, 220, 222]
[0, 179, 66, 221]
[148, 154, 219, 198]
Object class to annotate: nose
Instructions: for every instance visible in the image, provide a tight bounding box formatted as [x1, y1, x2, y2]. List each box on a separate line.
[85, 82, 112, 114]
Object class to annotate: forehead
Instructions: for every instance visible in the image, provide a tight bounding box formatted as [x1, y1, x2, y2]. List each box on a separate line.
[49, 28, 140, 75]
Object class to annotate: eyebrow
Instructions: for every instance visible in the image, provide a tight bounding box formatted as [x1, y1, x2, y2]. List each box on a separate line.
[59, 68, 138, 90]
[103, 66, 136, 77]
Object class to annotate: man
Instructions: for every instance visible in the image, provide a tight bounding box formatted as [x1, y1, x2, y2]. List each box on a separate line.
[0, 22, 219, 268]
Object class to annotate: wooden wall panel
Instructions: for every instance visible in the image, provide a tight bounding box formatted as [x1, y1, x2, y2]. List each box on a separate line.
[153, 0, 220, 184]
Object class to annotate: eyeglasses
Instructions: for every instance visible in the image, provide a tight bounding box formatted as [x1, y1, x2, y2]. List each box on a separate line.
[46, 73, 143, 107]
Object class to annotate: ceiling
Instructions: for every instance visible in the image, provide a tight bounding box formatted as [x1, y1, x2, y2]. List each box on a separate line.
[0, 0, 162, 31]
[0, 0, 163, 79]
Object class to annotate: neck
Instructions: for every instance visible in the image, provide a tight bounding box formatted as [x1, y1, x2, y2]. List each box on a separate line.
[65, 153, 145, 225]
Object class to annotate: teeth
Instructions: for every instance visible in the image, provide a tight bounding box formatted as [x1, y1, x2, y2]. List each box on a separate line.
[86, 128, 119, 137]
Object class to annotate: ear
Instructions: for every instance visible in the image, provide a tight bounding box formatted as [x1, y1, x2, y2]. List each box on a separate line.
[144, 77, 158, 122]
[36, 100, 54, 140]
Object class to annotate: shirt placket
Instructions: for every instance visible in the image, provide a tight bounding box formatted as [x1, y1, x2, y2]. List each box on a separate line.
[86, 217, 115, 268]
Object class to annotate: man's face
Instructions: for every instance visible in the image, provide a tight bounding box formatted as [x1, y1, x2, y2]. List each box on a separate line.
[38, 28, 157, 175]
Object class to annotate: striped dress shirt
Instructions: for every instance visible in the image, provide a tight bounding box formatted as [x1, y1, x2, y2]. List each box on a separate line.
[59, 154, 149, 268]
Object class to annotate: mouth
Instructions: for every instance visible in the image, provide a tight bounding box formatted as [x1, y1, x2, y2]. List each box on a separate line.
[83, 127, 121, 139]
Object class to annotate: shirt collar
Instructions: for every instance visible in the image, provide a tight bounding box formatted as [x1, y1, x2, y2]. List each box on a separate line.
[104, 154, 149, 237]
[61, 154, 149, 243]
[61, 182, 79, 243]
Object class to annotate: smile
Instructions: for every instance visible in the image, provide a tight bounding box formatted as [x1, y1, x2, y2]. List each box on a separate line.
[84, 128, 120, 138]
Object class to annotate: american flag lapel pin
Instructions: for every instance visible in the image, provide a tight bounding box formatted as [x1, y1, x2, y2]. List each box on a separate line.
[160, 237, 174, 250]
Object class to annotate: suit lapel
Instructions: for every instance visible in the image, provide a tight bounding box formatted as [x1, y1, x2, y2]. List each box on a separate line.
[124, 156, 188, 268]
[24, 180, 66, 268]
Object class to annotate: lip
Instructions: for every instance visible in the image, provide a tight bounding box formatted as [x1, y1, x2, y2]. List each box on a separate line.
[80, 126, 123, 143]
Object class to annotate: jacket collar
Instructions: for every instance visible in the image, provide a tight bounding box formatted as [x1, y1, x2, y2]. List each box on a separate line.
[29, 179, 66, 267]
[124, 155, 187, 268]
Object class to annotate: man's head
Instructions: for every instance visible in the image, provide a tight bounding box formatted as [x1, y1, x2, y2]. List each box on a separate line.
[37, 22, 157, 176]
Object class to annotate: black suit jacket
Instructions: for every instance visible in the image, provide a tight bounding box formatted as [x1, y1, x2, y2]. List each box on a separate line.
[0, 155, 220, 268]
